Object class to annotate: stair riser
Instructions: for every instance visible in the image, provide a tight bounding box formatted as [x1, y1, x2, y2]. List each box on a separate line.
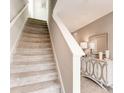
[20, 36, 50, 39]
[26, 22, 47, 24]
[16, 48, 52, 51]
[21, 36, 50, 39]
[23, 32, 49, 35]
[30, 88, 60, 93]
[20, 41, 51, 43]
[15, 49, 52, 55]
[26, 24, 47, 26]
[24, 29, 49, 34]
[11, 74, 58, 88]
[20, 38, 50, 43]
[22, 33, 50, 38]
[25, 24, 48, 28]
[18, 45, 51, 48]
[13, 59, 54, 63]
[13, 55, 53, 60]
[18, 43, 51, 47]
[14, 51, 53, 55]
[12, 61, 55, 65]
[14, 53, 53, 56]
[12, 58, 54, 63]
[11, 81, 61, 93]
[26, 18, 47, 24]
[17, 45, 51, 48]
[27, 22, 47, 24]
[18, 42, 51, 45]
[25, 25, 48, 29]
[11, 65, 56, 73]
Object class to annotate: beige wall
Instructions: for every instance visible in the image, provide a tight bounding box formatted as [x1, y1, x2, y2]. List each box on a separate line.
[10, 0, 29, 53]
[10, 0, 28, 21]
[48, 0, 56, 24]
[48, 0, 84, 93]
[48, 0, 73, 93]
[49, 18, 73, 93]
[73, 12, 113, 58]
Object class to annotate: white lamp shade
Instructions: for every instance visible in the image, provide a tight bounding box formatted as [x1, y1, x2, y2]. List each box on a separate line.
[89, 42, 96, 49]
[80, 42, 88, 49]
[105, 50, 110, 59]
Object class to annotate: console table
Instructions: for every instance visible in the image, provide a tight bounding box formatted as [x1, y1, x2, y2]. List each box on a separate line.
[81, 56, 113, 88]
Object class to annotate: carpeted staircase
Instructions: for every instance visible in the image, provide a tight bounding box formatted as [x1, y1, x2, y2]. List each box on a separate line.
[11, 18, 61, 93]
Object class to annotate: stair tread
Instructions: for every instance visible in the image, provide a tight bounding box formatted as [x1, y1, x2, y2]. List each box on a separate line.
[11, 70, 58, 88]
[20, 37, 50, 43]
[15, 48, 53, 55]
[23, 31, 49, 34]
[11, 62, 56, 74]
[22, 33, 50, 37]
[12, 60, 55, 65]
[26, 23, 48, 28]
[13, 57, 54, 63]
[21, 36, 50, 39]
[11, 69, 57, 78]
[26, 23, 47, 27]
[24, 27, 49, 33]
[25, 19, 48, 28]
[16, 47, 52, 50]
[16, 47, 52, 51]
[15, 48, 52, 53]
[11, 80, 60, 93]
[21, 40, 51, 43]
[14, 53, 53, 56]
[24, 30, 49, 34]
[19, 41, 51, 44]
[13, 54, 54, 58]
[18, 44, 52, 48]
[17, 45, 52, 48]
[27, 18, 47, 23]
[12, 58, 54, 63]
[18, 42, 51, 46]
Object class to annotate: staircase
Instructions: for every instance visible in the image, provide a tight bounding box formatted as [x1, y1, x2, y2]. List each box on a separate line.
[11, 18, 61, 93]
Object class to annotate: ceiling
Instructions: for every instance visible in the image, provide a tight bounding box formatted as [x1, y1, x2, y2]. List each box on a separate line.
[54, 0, 113, 32]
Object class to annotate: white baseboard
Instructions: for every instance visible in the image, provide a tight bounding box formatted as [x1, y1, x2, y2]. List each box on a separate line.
[47, 21, 65, 93]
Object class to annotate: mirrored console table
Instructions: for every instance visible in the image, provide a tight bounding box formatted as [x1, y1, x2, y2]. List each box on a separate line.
[81, 56, 113, 88]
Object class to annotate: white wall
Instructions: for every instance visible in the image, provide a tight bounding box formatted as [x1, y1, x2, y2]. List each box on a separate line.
[73, 13, 113, 59]
[53, 0, 112, 32]
[32, 0, 48, 20]
[10, 0, 29, 53]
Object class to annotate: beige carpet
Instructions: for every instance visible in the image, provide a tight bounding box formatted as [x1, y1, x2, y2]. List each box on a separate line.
[81, 77, 113, 93]
[11, 18, 61, 93]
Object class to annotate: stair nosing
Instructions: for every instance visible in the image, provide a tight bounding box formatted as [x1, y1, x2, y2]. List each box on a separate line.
[11, 80, 61, 93]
